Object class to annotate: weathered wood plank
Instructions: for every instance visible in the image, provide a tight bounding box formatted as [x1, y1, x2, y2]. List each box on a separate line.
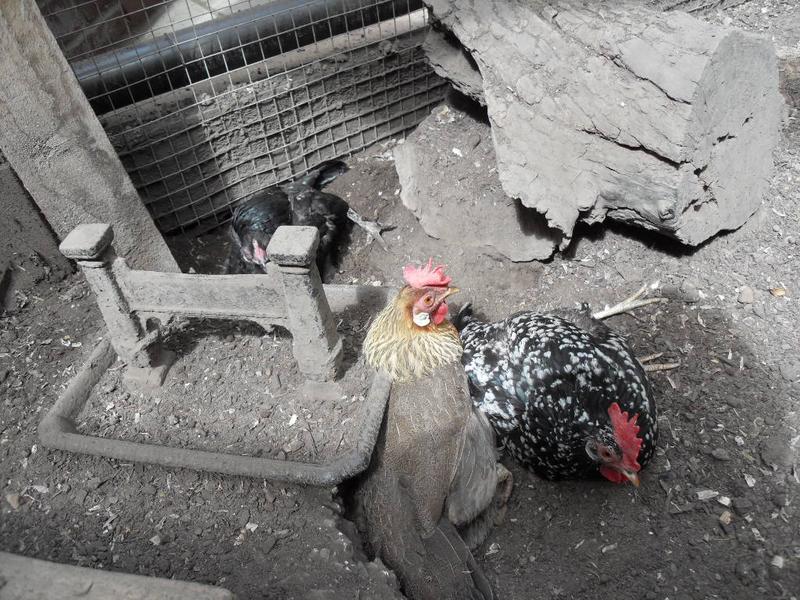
[0, 1, 178, 272]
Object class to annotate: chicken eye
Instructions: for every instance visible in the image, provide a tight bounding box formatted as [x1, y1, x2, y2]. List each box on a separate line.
[423, 295, 433, 306]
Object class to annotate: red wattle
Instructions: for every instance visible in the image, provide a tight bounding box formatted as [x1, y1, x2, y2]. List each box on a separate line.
[599, 466, 625, 484]
[432, 303, 449, 325]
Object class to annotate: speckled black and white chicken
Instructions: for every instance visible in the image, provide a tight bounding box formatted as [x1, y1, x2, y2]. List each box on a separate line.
[454, 296, 659, 486]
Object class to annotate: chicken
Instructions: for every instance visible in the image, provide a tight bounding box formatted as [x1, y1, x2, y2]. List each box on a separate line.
[345, 260, 512, 600]
[454, 299, 658, 486]
[224, 160, 389, 278]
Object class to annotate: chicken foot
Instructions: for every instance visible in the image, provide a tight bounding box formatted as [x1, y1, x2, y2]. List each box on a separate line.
[346, 207, 394, 251]
[593, 286, 680, 372]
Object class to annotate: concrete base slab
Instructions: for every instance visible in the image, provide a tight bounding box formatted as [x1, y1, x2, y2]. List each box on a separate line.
[39, 338, 392, 485]
[300, 380, 345, 404]
[123, 349, 176, 390]
[0, 551, 234, 600]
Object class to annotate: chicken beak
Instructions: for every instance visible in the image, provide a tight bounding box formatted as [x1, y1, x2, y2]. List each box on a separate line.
[442, 287, 460, 299]
[624, 471, 640, 487]
[252, 240, 269, 267]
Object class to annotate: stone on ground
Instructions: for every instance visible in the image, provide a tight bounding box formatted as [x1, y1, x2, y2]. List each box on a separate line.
[394, 105, 561, 261]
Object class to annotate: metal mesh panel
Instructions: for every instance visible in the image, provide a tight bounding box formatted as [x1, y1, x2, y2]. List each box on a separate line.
[38, 0, 447, 233]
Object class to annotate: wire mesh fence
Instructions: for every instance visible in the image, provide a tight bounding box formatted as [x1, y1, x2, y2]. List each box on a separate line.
[38, 0, 447, 233]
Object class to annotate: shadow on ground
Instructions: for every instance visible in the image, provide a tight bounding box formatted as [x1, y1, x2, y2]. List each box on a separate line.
[477, 300, 799, 600]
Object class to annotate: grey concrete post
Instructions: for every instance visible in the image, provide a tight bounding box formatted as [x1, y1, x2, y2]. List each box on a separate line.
[59, 224, 143, 365]
[267, 226, 343, 381]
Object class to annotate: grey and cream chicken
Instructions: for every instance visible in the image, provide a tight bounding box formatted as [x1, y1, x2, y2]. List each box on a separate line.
[345, 260, 512, 600]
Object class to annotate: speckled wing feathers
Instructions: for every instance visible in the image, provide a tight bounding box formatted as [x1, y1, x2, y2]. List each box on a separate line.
[460, 312, 657, 480]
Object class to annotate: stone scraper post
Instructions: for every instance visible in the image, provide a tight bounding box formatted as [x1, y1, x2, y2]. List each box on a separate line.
[59, 223, 173, 388]
[60, 223, 342, 382]
[267, 226, 343, 380]
[59, 224, 143, 365]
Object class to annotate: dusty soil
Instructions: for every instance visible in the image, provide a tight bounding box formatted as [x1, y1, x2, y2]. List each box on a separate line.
[2, 3, 799, 600]
[324, 110, 800, 600]
[80, 319, 373, 464]
[168, 55, 799, 600]
[0, 275, 402, 599]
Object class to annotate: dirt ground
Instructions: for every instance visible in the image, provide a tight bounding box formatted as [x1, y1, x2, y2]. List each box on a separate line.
[323, 105, 800, 600]
[2, 3, 799, 600]
[0, 274, 402, 599]
[80, 319, 374, 464]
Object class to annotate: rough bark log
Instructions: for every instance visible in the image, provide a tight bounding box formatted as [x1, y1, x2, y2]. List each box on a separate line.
[647, 0, 749, 11]
[779, 50, 800, 108]
[423, 0, 783, 247]
[423, 28, 485, 105]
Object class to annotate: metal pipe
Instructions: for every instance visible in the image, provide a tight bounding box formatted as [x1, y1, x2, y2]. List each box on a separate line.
[71, 0, 424, 114]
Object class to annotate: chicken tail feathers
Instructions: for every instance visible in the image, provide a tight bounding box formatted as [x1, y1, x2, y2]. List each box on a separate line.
[428, 518, 496, 600]
[452, 302, 475, 332]
[300, 159, 349, 189]
[346, 470, 494, 600]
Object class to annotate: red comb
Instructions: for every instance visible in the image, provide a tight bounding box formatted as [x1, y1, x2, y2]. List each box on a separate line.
[403, 258, 452, 289]
[608, 403, 642, 471]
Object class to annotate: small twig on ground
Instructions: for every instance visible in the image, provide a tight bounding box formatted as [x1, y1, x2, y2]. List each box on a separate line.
[644, 362, 681, 373]
[592, 285, 665, 320]
[638, 352, 664, 363]
[305, 422, 319, 458]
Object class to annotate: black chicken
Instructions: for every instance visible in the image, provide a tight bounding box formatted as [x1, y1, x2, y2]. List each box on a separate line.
[454, 297, 658, 486]
[225, 160, 388, 277]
